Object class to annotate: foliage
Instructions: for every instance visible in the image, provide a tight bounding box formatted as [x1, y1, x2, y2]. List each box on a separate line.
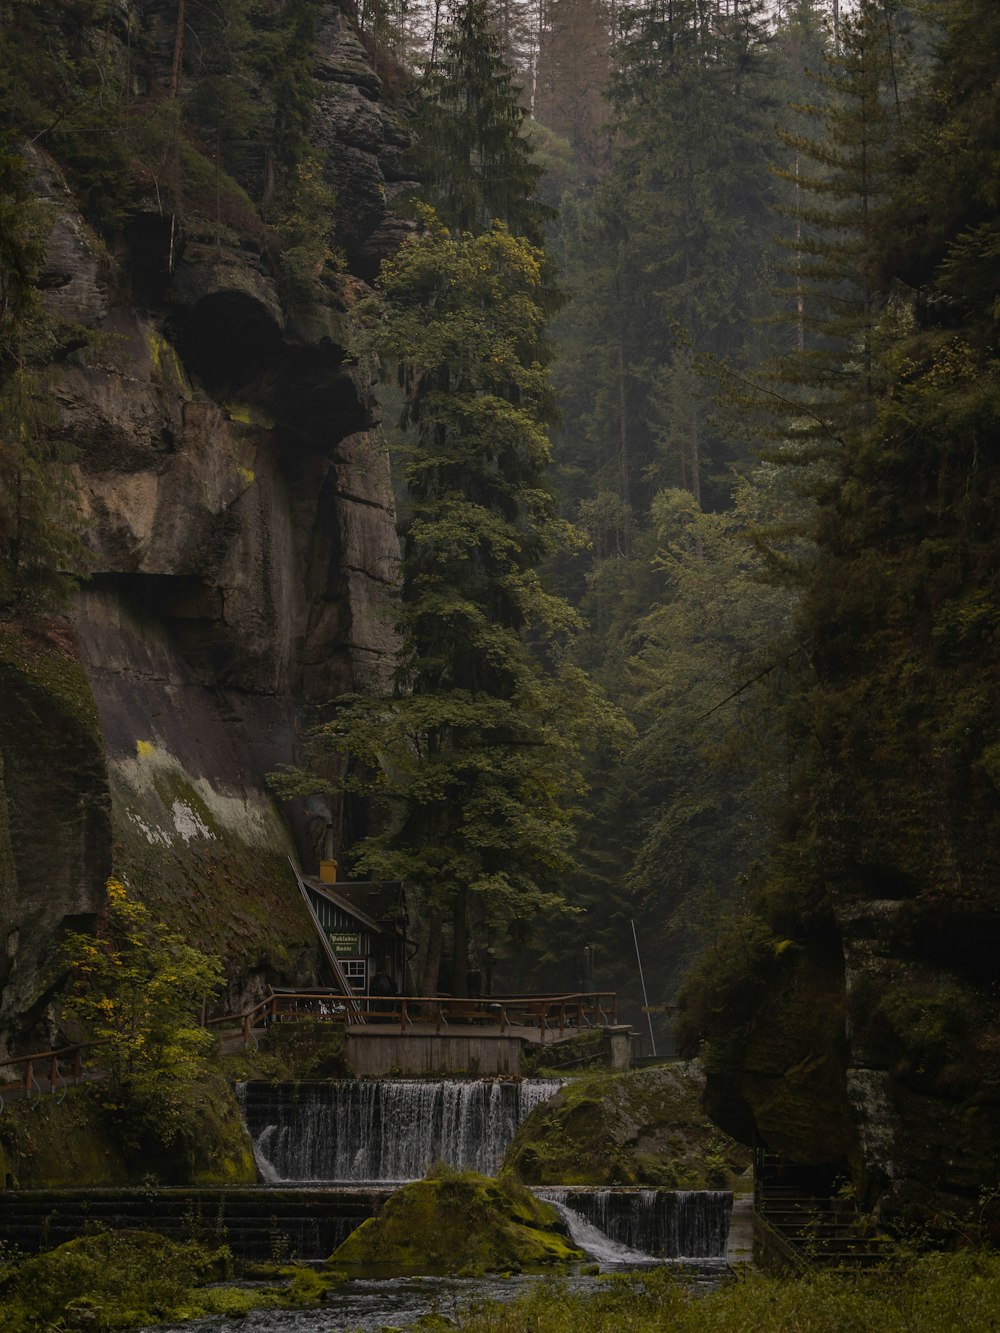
[277, 212, 628, 992]
[0, 1231, 245, 1331]
[428, 1252, 1000, 1333]
[60, 878, 223, 1146]
[414, 0, 550, 243]
[672, 0, 1000, 1199]
[550, 0, 785, 518]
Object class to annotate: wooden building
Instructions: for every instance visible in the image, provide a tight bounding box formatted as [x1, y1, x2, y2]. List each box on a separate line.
[291, 862, 407, 995]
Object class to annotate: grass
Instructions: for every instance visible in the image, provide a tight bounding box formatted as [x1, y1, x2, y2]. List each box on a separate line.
[442, 1253, 1000, 1333]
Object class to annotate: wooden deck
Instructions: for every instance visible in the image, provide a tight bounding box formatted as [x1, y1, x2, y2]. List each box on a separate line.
[0, 990, 619, 1100]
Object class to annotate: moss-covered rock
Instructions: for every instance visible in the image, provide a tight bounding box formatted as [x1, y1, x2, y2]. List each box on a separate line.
[0, 1067, 256, 1188]
[329, 1167, 584, 1274]
[521, 1030, 605, 1076]
[0, 1230, 238, 1329]
[503, 1065, 751, 1189]
[0, 619, 111, 1061]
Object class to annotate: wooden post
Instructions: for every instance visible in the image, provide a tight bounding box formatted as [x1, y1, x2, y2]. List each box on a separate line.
[559, 1002, 566, 1038]
[49, 1054, 58, 1091]
[242, 1015, 250, 1048]
[399, 998, 407, 1035]
[23, 1060, 32, 1096]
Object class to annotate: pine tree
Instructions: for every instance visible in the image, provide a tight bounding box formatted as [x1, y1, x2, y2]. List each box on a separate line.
[278, 214, 623, 995]
[675, 2, 1000, 1193]
[552, 0, 781, 519]
[413, 0, 550, 243]
[534, 0, 613, 181]
[768, 0, 904, 449]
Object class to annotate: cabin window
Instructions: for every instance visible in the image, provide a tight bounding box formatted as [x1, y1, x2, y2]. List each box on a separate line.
[343, 959, 366, 990]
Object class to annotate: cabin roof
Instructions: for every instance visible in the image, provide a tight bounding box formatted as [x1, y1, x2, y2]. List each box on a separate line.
[302, 878, 406, 935]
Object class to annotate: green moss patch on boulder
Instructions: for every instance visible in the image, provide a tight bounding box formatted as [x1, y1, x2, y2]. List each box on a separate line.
[503, 1064, 751, 1188]
[329, 1167, 584, 1274]
[0, 1067, 256, 1189]
[0, 1230, 245, 1330]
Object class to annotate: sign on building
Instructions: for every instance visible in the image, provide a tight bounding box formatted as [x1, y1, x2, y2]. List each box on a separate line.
[327, 931, 360, 956]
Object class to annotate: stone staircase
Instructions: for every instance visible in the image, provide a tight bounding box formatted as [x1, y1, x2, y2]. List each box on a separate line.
[754, 1154, 894, 1272]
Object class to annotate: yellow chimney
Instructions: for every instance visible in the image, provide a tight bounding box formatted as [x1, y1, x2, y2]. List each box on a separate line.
[319, 859, 338, 884]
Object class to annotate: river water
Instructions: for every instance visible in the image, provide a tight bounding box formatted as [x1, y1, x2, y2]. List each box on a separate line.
[177, 1075, 736, 1331]
[143, 1264, 731, 1333]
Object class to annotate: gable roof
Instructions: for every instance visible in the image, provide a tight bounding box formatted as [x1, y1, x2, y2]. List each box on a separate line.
[302, 878, 406, 934]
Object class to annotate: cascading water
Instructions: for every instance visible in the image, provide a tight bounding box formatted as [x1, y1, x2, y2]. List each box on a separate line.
[237, 1079, 561, 1184]
[536, 1187, 732, 1260]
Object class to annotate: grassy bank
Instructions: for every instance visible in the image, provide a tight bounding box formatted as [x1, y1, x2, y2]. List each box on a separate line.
[444, 1255, 1000, 1333]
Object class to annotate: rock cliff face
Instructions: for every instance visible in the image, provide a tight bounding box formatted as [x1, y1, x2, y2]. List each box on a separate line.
[0, 0, 410, 1057]
[700, 892, 1000, 1233]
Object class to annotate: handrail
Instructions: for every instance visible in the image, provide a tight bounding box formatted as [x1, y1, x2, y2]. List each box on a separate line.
[208, 990, 618, 1045]
[0, 1038, 108, 1099]
[3, 990, 620, 1080]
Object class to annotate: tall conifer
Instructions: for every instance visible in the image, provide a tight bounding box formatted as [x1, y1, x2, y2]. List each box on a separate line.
[414, 0, 549, 242]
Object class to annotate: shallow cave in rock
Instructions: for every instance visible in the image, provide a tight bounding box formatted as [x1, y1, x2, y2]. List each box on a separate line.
[172, 291, 283, 397]
[268, 345, 373, 448]
[124, 215, 177, 310]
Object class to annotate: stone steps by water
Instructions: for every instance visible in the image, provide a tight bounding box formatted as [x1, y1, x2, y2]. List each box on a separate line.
[0, 1187, 390, 1262]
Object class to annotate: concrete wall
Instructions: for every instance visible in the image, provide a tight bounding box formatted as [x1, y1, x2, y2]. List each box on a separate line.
[347, 1032, 523, 1077]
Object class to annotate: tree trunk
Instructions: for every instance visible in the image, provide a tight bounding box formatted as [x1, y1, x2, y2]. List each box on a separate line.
[420, 910, 442, 995]
[617, 328, 631, 513]
[170, 0, 186, 98]
[451, 886, 469, 998]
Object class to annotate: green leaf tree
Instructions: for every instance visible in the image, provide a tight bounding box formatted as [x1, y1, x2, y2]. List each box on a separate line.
[61, 878, 223, 1138]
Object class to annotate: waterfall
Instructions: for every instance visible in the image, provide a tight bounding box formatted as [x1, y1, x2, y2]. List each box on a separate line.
[237, 1079, 561, 1183]
[536, 1187, 732, 1259]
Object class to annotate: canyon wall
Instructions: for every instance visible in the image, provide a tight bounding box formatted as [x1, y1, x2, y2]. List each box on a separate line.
[0, 0, 410, 1054]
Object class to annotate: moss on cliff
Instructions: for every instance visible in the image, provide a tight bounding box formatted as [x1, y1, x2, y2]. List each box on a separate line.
[503, 1065, 750, 1189]
[0, 622, 100, 743]
[109, 745, 320, 984]
[0, 618, 111, 1057]
[0, 1067, 255, 1188]
[225, 1020, 349, 1083]
[330, 1167, 583, 1274]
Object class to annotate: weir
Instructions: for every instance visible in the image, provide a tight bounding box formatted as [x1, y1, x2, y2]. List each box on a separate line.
[237, 1078, 562, 1183]
[536, 1187, 733, 1260]
[234, 1078, 735, 1265]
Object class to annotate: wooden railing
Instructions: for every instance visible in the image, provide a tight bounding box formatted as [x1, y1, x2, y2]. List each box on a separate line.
[209, 990, 617, 1045]
[0, 1039, 108, 1106]
[0, 991, 619, 1094]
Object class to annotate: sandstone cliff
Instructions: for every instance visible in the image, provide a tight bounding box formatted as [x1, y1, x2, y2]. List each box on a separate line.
[0, 0, 412, 1057]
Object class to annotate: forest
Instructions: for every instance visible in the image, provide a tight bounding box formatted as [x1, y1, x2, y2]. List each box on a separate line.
[0, 0, 999, 1322]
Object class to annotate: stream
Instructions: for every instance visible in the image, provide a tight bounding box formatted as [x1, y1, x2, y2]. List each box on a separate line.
[168, 1075, 738, 1331]
[142, 1264, 731, 1333]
